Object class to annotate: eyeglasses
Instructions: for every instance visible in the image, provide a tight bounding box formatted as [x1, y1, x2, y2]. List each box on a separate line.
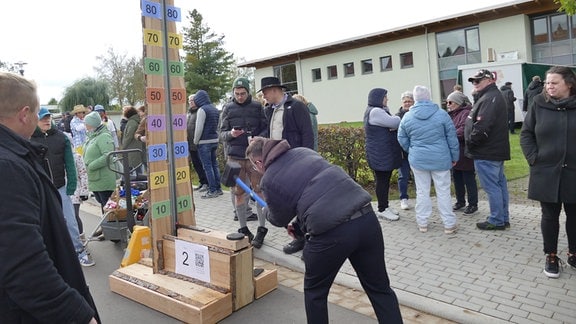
[447, 101, 454, 105]
[471, 79, 484, 85]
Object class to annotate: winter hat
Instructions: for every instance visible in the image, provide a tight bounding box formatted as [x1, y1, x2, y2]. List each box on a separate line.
[233, 77, 250, 92]
[446, 91, 468, 106]
[368, 88, 388, 107]
[413, 85, 431, 102]
[84, 111, 102, 128]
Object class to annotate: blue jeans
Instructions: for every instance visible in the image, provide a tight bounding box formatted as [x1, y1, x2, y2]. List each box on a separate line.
[198, 143, 221, 193]
[189, 149, 208, 186]
[58, 186, 84, 256]
[398, 158, 410, 200]
[474, 160, 509, 226]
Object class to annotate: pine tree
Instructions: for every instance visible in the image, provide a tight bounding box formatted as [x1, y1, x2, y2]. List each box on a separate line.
[182, 9, 235, 106]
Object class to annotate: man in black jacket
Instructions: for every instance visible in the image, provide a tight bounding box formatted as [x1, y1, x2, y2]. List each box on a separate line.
[220, 77, 268, 248]
[247, 137, 402, 324]
[499, 81, 517, 133]
[464, 69, 511, 230]
[523, 75, 544, 118]
[0, 72, 100, 323]
[31, 107, 94, 267]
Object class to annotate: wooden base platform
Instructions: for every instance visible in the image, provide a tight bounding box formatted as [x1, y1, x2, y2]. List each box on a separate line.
[110, 263, 232, 324]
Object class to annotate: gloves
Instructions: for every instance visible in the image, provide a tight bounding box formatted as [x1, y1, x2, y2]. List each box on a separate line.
[286, 223, 296, 239]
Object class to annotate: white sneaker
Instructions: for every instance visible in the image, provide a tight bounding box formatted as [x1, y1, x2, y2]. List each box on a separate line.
[377, 209, 399, 221]
[387, 206, 400, 215]
[79, 252, 95, 267]
[400, 199, 410, 210]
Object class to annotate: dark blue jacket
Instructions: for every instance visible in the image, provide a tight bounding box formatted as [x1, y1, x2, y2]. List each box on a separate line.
[261, 140, 372, 235]
[31, 124, 77, 193]
[0, 125, 99, 323]
[193, 90, 220, 144]
[220, 95, 267, 158]
[364, 107, 402, 171]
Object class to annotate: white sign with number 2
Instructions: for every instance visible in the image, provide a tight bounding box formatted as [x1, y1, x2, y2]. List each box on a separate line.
[174, 239, 211, 283]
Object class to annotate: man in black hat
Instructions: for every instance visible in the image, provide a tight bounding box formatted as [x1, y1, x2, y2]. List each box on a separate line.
[259, 76, 314, 254]
[464, 69, 511, 231]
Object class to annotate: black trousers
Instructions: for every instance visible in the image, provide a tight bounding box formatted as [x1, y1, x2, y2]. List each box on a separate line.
[541, 201, 576, 255]
[303, 212, 403, 324]
[93, 190, 114, 214]
[374, 170, 393, 212]
[452, 169, 478, 206]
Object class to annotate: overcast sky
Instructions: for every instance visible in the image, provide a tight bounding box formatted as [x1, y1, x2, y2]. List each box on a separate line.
[2, 0, 513, 104]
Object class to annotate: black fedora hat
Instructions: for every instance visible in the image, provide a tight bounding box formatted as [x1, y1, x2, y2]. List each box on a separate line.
[258, 76, 287, 92]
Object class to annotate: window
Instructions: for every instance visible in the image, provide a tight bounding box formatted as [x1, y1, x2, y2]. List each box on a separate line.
[532, 17, 548, 44]
[380, 56, 392, 71]
[551, 15, 569, 41]
[312, 68, 321, 82]
[344, 62, 355, 77]
[273, 63, 297, 93]
[327, 65, 338, 79]
[361, 59, 373, 74]
[400, 52, 414, 69]
[435, 27, 481, 99]
[531, 13, 576, 65]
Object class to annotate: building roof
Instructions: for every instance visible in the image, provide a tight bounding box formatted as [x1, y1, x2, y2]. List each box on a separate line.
[238, 0, 559, 69]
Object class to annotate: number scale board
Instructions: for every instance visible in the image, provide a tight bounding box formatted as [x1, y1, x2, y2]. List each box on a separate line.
[142, 0, 195, 272]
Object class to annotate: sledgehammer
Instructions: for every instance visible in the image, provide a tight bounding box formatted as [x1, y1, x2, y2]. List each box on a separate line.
[221, 161, 267, 207]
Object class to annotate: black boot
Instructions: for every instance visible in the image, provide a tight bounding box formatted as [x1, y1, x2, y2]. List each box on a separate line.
[238, 226, 254, 242]
[251, 227, 268, 249]
[283, 236, 305, 254]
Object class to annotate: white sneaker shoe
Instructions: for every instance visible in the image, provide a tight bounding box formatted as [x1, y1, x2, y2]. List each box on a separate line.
[400, 199, 410, 210]
[377, 209, 399, 221]
[387, 206, 400, 215]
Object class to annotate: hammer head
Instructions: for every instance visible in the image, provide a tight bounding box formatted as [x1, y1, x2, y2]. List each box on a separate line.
[221, 161, 241, 187]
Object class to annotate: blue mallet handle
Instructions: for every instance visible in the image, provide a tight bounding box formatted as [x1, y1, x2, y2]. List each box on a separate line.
[234, 177, 267, 207]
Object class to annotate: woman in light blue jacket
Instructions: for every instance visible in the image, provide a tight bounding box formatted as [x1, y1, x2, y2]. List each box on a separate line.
[398, 86, 459, 234]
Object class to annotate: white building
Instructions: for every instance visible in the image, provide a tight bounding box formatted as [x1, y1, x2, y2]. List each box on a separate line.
[239, 0, 563, 124]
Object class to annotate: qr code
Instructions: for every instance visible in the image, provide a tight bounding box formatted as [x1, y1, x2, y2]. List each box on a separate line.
[194, 253, 204, 268]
